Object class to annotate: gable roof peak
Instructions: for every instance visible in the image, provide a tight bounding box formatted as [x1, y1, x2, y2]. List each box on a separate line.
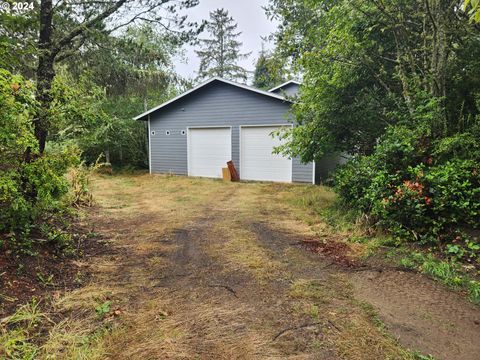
[268, 80, 301, 93]
[134, 77, 291, 120]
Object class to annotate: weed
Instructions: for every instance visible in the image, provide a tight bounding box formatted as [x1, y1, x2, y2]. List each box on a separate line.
[36, 272, 55, 287]
[1, 299, 47, 329]
[412, 352, 436, 360]
[68, 157, 104, 208]
[95, 301, 112, 320]
[16, 263, 25, 276]
[400, 257, 416, 269]
[468, 280, 480, 304]
[421, 258, 463, 287]
[0, 299, 49, 359]
[0, 328, 39, 360]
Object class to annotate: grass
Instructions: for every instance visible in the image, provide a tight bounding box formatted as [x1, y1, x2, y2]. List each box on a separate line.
[0, 299, 48, 359]
[2, 173, 468, 358]
[290, 276, 352, 304]
[283, 183, 480, 305]
[398, 250, 480, 304]
[0, 283, 120, 359]
[209, 220, 284, 281]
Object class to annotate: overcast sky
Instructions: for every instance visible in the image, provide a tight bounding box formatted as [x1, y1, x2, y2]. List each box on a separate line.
[174, 0, 278, 82]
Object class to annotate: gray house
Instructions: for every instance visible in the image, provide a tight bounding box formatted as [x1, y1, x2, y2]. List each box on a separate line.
[134, 77, 314, 183]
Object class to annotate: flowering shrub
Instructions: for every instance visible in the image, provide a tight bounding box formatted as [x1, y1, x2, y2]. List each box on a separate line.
[334, 125, 480, 248]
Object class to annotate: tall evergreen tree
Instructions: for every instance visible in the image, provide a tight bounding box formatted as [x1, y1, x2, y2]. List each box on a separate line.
[253, 48, 286, 90]
[196, 8, 250, 81]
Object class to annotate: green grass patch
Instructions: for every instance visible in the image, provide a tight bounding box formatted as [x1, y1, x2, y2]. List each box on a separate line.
[399, 251, 480, 304]
[0, 299, 46, 359]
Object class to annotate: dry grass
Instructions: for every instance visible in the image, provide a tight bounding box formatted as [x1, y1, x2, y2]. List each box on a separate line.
[102, 296, 276, 360]
[331, 313, 415, 360]
[287, 275, 413, 360]
[3, 173, 421, 359]
[208, 220, 285, 281]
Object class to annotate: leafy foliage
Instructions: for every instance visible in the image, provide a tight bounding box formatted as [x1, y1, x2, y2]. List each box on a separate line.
[0, 3, 189, 253]
[465, 0, 480, 22]
[268, 0, 480, 262]
[334, 125, 480, 248]
[0, 69, 79, 252]
[59, 24, 180, 167]
[268, 0, 480, 159]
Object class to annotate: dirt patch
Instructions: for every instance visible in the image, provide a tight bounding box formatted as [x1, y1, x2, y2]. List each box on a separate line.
[0, 213, 107, 318]
[300, 239, 357, 268]
[99, 209, 338, 358]
[351, 269, 480, 360]
[248, 221, 480, 360]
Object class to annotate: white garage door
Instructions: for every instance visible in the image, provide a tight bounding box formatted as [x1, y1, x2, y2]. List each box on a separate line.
[241, 126, 292, 182]
[188, 127, 231, 178]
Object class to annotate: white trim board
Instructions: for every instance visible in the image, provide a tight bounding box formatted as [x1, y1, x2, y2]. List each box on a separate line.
[148, 115, 152, 174]
[312, 161, 316, 185]
[134, 77, 292, 121]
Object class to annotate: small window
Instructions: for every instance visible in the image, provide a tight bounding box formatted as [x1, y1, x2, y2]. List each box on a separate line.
[181, 130, 186, 135]
[165, 130, 171, 136]
[151, 131, 155, 136]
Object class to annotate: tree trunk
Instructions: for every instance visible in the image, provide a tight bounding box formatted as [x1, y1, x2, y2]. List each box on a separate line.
[429, 0, 449, 135]
[35, 0, 55, 153]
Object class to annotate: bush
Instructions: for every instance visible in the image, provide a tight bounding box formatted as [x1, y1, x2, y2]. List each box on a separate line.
[334, 124, 480, 247]
[0, 69, 80, 252]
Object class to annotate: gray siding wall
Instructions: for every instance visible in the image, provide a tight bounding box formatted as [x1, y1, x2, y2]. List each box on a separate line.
[292, 158, 313, 183]
[271, 83, 300, 97]
[149, 81, 313, 182]
[315, 152, 349, 183]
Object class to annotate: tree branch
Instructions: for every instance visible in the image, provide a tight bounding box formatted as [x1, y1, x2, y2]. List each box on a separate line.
[52, 0, 129, 57]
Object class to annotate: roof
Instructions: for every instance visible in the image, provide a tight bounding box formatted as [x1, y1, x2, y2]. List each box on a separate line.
[268, 80, 301, 93]
[134, 77, 293, 120]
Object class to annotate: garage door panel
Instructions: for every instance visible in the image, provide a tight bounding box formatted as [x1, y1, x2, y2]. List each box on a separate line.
[241, 126, 292, 182]
[188, 128, 231, 178]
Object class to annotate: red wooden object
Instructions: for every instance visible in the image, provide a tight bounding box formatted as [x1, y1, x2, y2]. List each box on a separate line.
[227, 160, 240, 181]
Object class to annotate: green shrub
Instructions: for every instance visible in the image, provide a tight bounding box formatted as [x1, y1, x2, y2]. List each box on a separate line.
[334, 124, 480, 247]
[0, 69, 80, 252]
[333, 156, 380, 212]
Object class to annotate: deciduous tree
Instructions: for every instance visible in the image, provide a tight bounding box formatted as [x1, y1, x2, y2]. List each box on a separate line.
[33, 0, 200, 153]
[267, 0, 480, 160]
